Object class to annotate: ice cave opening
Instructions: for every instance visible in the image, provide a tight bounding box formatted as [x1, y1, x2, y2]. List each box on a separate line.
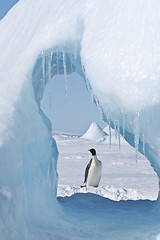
[38, 49, 159, 202]
[31, 47, 160, 239]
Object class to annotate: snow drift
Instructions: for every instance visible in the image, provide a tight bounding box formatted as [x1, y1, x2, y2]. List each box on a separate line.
[1, 0, 160, 239]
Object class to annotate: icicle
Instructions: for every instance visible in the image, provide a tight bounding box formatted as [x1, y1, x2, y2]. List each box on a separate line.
[85, 76, 92, 94]
[57, 51, 59, 74]
[82, 65, 86, 75]
[99, 107, 105, 128]
[84, 75, 97, 124]
[48, 50, 53, 110]
[134, 112, 140, 164]
[114, 121, 118, 139]
[117, 122, 121, 150]
[142, 131, 145, 156]
[109, 118, 112, 145]
[41, 51, 45, 83]
[142, 110, 145, 156]
[91, 94, 94, 122]
[85, 76, 96, 123]
[48, 50, 53, 81]
[74, 42, 77, 59]
[70, 52, 72, 73]
[94, 95, 103, 126]
[123, 116, 125, 139]
[63, 51, 67, 100]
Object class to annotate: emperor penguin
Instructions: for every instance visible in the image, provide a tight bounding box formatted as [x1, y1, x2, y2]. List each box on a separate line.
[84, 148, 102, 187]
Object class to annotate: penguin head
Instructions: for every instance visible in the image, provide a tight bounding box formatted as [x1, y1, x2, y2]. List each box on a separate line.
[89, 148, 96, 156]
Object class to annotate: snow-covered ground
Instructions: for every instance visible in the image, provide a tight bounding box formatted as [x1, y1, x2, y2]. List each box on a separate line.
[56, 123, 159, 201]
[54, 125, 160, 240]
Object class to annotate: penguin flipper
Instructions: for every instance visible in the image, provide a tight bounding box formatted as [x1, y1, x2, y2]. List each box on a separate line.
[84, 159, 92, 183]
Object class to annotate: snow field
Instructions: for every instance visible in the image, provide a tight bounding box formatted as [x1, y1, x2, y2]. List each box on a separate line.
[56, 124, 158, 201]
[55, 126, 160, 239]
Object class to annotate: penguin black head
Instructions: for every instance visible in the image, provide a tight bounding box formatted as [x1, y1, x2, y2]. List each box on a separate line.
[89, 148, 96, 156]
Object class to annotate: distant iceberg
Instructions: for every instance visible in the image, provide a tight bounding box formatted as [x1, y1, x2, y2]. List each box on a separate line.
[82, 122, 108, 141]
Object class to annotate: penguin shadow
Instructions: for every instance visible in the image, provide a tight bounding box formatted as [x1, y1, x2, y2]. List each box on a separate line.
[57, 192, 160, 237]
[58, 192, 157, 216]
[57, 193, 160, 239]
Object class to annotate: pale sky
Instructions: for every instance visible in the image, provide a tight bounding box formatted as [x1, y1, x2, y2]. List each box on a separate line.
[41, 73, 102, 134]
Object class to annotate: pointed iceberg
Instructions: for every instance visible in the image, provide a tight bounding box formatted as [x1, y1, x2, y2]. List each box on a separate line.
[82, 122, 108, 141]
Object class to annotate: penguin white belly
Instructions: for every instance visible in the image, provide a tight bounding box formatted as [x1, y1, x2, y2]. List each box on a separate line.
[86, 161, 102, 187]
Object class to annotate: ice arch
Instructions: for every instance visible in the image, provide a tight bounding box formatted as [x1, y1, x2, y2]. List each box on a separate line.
[1, 0, 160, 239]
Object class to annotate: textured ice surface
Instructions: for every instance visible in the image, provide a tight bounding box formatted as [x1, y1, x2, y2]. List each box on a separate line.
[1, 0, 160, 239]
